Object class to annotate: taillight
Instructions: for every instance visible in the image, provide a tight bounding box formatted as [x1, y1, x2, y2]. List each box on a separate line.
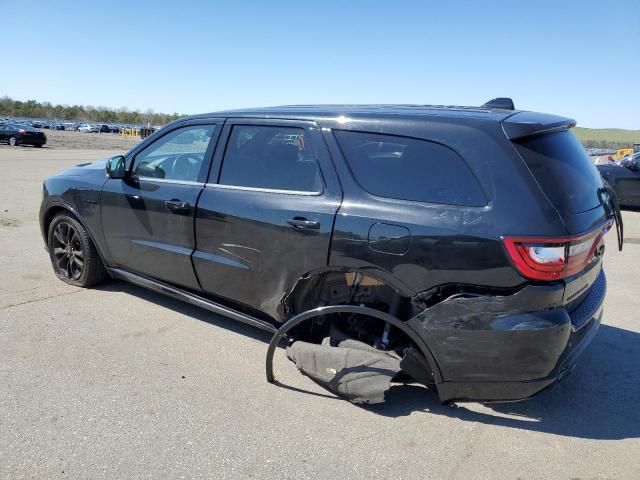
[18, 129, 26, 133]
[502, 223, 611, 281]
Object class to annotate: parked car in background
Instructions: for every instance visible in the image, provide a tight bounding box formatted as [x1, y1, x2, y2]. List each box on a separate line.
[30, 121, 44, 129]
[39, 100, 622, 403]
[0, 123, 47, 147]
[78, 124, 99, 133]
[108, 125, 121, 133]
[138, 126, 156, 139]
[598, 152, 640, 208]
[99, 124, 111, 133]
[52, 123, 66, 131]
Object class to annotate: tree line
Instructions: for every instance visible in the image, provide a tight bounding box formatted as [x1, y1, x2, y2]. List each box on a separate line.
[0, 96, 183, 126]
[581, 139, 632, 150]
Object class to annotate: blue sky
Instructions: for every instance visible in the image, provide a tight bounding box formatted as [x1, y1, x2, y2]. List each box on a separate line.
[1, 0, 638, 128]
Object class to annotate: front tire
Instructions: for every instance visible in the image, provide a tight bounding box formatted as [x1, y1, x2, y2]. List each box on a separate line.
[48, 213, 107, 287]
[8, 136, 17, 146]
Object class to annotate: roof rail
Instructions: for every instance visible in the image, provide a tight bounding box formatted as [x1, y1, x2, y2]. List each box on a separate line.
[481, 97, 515, 110]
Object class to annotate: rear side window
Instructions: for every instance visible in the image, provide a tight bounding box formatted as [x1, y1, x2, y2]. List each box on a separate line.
[219, 125, 322, 193]
[334, 131, 485, 206]
[514, 130, 603, 214]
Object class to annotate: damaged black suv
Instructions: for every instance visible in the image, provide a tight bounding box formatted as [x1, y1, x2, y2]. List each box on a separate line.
[40, 99, 623, 404]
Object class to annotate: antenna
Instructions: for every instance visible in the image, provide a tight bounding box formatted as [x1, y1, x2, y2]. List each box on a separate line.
[481, 98, 515, 110]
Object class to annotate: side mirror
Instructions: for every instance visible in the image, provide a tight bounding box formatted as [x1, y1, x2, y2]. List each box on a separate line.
[105, 155, 126, 179]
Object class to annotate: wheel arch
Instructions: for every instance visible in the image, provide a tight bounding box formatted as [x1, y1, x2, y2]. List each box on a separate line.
[281, 267, 416, 319]
[41, 203, 109, 267]
[277, 268, 444, 385]
[266, 304, 443, 385]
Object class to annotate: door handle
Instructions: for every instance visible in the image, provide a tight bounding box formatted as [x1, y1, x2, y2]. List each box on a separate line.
[287, 217, 320, 230]
[165, 199, 191, 214]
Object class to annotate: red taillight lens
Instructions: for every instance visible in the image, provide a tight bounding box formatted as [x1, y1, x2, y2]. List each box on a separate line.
[502, 223, 611, 281]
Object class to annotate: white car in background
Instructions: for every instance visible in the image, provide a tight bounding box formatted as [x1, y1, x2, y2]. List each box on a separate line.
[77, 124, 99, 133]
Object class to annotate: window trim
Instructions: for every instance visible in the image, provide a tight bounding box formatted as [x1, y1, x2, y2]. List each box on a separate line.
[205, 182, 323, 196]
[133, 178, 204, 187]
[215, 123, 326, 196]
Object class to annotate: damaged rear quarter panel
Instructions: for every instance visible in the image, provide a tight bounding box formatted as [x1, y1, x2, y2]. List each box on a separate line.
[318, 118, 580, 386]
[407, 282, 572, 382]
[321, 119, 566, 299]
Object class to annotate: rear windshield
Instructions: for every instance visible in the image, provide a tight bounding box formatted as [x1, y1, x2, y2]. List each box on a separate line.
[514, 130, 603, 214]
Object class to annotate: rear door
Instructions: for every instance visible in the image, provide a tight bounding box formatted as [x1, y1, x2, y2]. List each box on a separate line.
[101, 120, 222, 290]
[193, 119, 342, 320]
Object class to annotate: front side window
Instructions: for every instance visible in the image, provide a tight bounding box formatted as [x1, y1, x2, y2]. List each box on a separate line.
[219, 125, 322, 193]
[132, 125, 215, 181]
[334, 130, 486, 206]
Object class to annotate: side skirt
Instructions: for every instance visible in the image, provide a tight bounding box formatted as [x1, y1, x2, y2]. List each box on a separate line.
[107, 267, 278, 334]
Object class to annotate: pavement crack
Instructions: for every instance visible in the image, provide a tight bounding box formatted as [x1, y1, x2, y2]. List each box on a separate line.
[0, 289, 84, 311]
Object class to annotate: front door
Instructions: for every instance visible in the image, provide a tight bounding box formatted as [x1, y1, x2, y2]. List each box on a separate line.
[101, 121, 220, 290]
[193, 120, 342, 320]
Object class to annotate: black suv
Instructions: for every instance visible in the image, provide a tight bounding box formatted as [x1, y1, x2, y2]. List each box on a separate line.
[39, 101, 621, 403]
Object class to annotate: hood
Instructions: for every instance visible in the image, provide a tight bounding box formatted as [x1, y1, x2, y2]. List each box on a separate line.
[57, 157, 109, 177]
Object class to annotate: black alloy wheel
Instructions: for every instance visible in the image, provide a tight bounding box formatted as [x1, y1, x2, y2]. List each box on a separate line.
[51, 221, 84, 280]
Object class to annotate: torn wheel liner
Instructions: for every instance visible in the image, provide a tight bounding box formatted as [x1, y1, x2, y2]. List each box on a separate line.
[286, 338, 403, 404]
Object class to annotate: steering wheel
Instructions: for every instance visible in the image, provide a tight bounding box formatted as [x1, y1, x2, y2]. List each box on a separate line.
[171, 153, 202, 180]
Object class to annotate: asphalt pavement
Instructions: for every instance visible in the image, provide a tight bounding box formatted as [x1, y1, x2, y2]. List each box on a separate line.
[1, 146, 639, 479]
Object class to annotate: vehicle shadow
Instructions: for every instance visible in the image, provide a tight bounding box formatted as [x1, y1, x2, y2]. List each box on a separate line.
[95, 280, 274, 344]
[97, 280, 639, 440]
[366, 323, 640, 440]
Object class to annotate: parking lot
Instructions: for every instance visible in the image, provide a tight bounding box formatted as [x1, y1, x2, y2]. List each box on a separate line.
[26, 129, 141, 151]
[1, 146, 639, 479]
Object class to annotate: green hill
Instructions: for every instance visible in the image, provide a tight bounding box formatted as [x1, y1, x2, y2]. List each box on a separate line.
[573, 127, 640, 149]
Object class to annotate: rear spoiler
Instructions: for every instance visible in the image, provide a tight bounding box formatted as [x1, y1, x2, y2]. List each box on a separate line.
[503, 111, 576, 140]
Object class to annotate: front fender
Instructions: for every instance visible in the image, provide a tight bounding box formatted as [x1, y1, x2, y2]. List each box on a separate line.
[40, 193, 111, 267]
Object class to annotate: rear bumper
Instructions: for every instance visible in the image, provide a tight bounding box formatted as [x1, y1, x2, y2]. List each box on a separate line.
[436, 303, 602, 402]
[408, 267, 606, 402]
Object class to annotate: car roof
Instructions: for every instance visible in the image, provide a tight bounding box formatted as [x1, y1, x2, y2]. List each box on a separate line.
[176, 104, 576, 140]
[187, 104, 518, 123]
